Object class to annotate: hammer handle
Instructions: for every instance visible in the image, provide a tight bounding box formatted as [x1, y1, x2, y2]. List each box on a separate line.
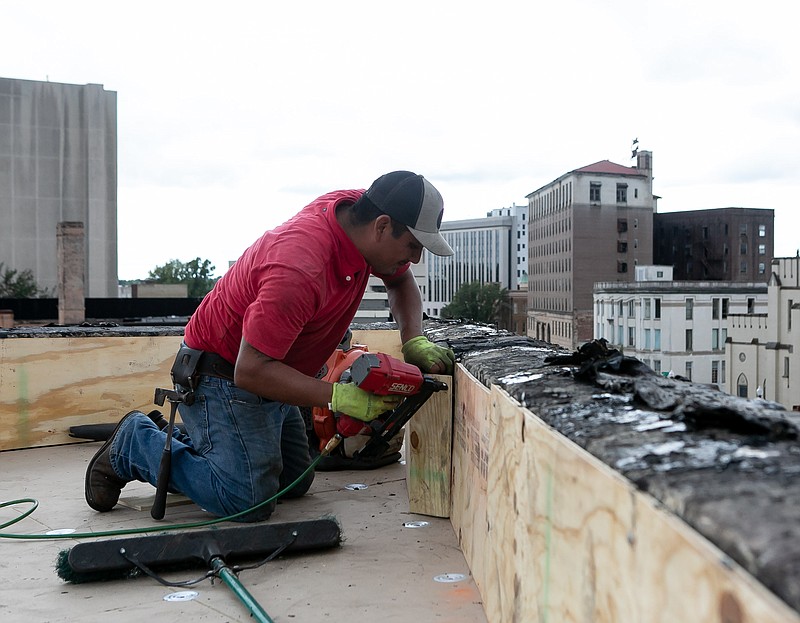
[150, 401, 178, 520]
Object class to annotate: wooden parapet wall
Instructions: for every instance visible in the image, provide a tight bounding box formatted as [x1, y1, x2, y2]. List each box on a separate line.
[0, 334, 183, 450]
[0, 328, 403, 452]
[450, 364, 800, 623]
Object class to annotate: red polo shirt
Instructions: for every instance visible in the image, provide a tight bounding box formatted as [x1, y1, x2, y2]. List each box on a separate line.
[184, 189, 408, 378]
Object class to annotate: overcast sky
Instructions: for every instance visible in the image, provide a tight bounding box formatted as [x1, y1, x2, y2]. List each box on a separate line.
[4, 0, 799, 280]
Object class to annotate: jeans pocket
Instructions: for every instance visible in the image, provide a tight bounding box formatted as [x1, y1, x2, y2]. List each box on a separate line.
[228, 386, 263, 407]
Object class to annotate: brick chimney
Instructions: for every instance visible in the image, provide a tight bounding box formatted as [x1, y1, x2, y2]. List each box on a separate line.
[57, 221, 86, 325]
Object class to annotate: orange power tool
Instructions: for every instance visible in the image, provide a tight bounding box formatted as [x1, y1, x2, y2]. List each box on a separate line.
[312, 348, 447, 462]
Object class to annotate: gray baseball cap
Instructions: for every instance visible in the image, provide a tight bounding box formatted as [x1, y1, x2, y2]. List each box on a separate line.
[363, 171, 454, 257]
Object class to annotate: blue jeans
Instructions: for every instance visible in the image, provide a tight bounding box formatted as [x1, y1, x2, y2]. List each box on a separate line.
[110, 374, 315, 522]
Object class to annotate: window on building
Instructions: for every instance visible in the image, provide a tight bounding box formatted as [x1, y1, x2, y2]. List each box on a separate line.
[740, 242, 747, 254]
[759, 224, 766, 237]
[644, 328, 651, 349]
[737, 373, 748, 398]
[685, 299, 693, 320]
[654, 298, 661, 319]
[740, 223, 748, 234]
[712, 298, 720, 319]
[685, 361, 693, 381]
[759, 262, 766, 274]
[722, 298, 729, 319]
[711, 361, 719, 384]
[740, 260, 748, 273]
[618, 241, 628, 253]
[747, 298, 755, 314]
[702, 226, 709, 239]
[628, 300, 635, 317]
[721, 360, 726, 384]
[618, 261, 628, 273]
[628, 326, 635, 347]
[685, 329, 693, 352]
[644, 299, 652, 319]
[616, 184, 628, 203]
[654, 328, 661, 350]
[784, 356, 790, 380]
[590, 182, 601, 202]
[618, 301, 624, 317]
[617, 219, 628, 233]
[617, 325, 624, 346]
[712, 328, 719, 350]
[653, 359, 662, 374]
[656, 270, 663, 278]
[758, 244, 766, 255]
[789, 300, 794, 331]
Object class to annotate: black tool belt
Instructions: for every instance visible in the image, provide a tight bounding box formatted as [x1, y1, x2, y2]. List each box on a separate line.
[196, 351, 235, 382]
[171, 344, 235, 393]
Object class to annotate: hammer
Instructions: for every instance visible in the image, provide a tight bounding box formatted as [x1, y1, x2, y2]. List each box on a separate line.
[150, 386, 192, 520]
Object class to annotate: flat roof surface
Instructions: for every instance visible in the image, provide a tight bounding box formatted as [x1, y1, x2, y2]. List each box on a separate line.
[1, 443, 486, 622]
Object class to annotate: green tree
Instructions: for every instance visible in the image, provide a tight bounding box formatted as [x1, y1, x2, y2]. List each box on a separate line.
[0, 263, 51, 298]
[148, 257, 218, 298]
[441, 281, 509, 324]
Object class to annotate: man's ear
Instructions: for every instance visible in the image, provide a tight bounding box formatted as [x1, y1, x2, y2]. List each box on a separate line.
[373, 214, 392, 240]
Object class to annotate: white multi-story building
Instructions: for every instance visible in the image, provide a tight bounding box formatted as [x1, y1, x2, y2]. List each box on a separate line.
[353, 258, 427, 324]
[725, 256, 800, 409]
[594, 266, 768, 390]
[424, 203, 528, 318]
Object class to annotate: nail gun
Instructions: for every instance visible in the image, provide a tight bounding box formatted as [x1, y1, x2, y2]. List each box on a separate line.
[312, 348, 447, 465]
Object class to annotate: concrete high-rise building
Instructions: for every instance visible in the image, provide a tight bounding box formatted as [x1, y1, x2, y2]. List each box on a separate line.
[653, 208, 775, 282]
[425, 203, 528, 318]
[0, 77, 118, 297]
[526, 151, 656, 348]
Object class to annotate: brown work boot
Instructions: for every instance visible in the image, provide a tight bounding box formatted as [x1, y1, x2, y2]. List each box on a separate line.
[84, 410, 144, 512]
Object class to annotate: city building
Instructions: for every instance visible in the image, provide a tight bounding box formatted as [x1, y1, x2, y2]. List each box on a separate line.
[0, 77, 118, 297]
[527, 151, 656, 349]
[725, 255, 800, 410]
[425, 203, 528, 318]
[594, 265, 768, 390]
[654, 208, 775, 282]
[353, 259, 427, 324]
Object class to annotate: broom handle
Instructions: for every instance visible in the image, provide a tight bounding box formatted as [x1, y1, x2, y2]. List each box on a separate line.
[211, 557, 274, 623]
[150, 400, 178, 520]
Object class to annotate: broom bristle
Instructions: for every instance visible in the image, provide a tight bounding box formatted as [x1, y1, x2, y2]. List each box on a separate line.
[55, 549, 141, 584]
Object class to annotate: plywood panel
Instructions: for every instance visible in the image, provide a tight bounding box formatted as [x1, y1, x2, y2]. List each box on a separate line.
[406, 374, 452, 517]
[450, 364, 492, 596]
[350, 330, 402, 358]
[0, 335, 183, 450]
[465, 385, 800, 623]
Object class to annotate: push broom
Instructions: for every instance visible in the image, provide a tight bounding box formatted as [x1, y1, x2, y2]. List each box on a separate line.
[49, 434, 347, 622]
[56, 518, 342, 622]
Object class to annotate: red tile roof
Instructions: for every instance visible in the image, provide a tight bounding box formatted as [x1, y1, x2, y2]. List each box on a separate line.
[574, 160, 640, 175]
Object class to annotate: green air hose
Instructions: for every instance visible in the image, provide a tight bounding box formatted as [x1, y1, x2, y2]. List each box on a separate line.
[0, 434, 342, 540]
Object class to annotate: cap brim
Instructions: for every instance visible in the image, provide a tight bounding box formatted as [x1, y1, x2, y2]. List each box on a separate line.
[408, 226, 454, 256]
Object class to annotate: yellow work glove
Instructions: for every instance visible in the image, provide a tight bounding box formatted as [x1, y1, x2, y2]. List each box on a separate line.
[401, 335, 455, 375]
[330, 383, 404, 422]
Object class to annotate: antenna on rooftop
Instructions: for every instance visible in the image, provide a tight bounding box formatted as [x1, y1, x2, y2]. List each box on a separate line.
[631, 137, 639, 159]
